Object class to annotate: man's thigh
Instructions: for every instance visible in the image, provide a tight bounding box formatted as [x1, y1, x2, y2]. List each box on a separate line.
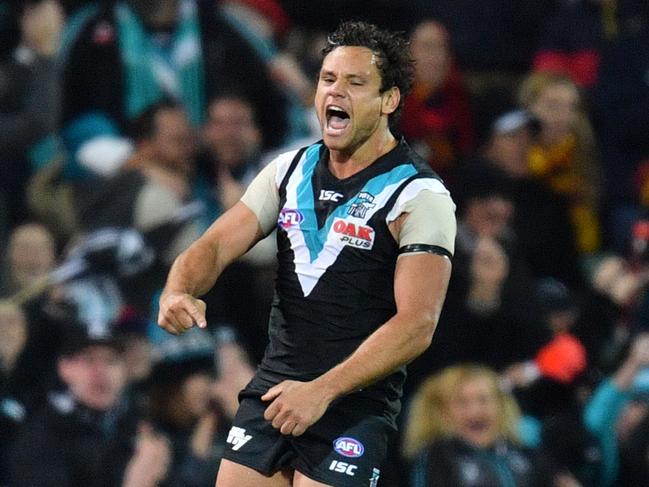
[215, 459, 292, 487]
[222, 395, 391, 487]
[290, 400, 391, 487]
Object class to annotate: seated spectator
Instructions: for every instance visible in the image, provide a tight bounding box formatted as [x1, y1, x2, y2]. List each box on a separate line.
[399, 19, 474, 181]
[618, 368, 649, 485]
[402, 364, 537, 486]
[196, 94, 276, 360]
[6, 324, 134, 486]
[0, 0, 64, 228]
[519, 71, 602, 254]
[59, 0, 289, 180]
[74, 101, 202, 313]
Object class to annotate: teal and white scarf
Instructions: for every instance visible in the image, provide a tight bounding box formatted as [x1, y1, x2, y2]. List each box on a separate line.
[115, 0, 205, 125]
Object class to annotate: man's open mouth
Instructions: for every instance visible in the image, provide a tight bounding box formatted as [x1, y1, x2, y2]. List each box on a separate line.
[326, 105, 351, 131]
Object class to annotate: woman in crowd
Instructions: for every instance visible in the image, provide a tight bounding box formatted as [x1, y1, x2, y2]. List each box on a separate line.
[402, 364, 536, 487]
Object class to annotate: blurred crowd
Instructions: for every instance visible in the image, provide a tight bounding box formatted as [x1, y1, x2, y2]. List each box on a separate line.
[2, 0, 649, 486]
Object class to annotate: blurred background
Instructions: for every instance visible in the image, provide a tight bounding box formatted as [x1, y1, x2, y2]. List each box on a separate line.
[2, 1, 649, 485]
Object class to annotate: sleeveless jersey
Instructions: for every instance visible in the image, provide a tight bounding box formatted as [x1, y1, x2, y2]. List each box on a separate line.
[245, 139, 451, 423]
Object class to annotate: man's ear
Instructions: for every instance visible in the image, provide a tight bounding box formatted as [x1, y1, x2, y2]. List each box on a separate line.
[381, 87, 400, 116]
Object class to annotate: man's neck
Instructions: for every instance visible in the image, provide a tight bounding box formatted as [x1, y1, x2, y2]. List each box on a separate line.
[328, 127, 398, 179]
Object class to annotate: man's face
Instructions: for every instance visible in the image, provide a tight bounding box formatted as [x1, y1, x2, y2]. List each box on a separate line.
[152, 108, 196, 175]
[203, 98, 261, 169]
[58, 346, 127, 411]
[315, 46, 396, 154]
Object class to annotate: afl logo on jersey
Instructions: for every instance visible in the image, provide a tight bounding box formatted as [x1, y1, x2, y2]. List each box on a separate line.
[278, 209, 304, 228]
[334, 437, 365, 458]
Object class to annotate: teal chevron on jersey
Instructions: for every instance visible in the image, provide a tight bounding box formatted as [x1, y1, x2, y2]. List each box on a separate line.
[296, 160, 418, 263]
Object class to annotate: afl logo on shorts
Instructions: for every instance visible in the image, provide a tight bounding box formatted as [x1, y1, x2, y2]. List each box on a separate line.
[278, 209, 304, 228]
[333, 437, 365, 458]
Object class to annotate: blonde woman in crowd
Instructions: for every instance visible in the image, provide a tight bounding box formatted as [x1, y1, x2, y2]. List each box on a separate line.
[402, 364, 534, 487]
[518, 72, 601, 254]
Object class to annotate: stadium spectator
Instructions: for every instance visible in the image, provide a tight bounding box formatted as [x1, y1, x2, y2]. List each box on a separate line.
[59, 0, 289, 181]
[477, 109, 583, 287]
[583, 333, 649, 486]
[0, 0, 64, 229]
[399, 19, 474, 181]
[408, 162, 534, 391]
[0, 301, 30, 484]
[519, 71, 602, 254]
[6, 324, 133, 486]
[403, 364, 536, 487]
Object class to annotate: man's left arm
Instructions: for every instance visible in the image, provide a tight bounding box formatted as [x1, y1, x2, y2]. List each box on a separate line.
[263, 189, 455, 436]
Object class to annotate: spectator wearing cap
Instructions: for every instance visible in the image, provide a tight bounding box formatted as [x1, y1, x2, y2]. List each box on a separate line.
[399, 19, 474, 181]
[470, 108, 583, 288]
[519, 71, 602, 255]
[6, 324, 135, 486]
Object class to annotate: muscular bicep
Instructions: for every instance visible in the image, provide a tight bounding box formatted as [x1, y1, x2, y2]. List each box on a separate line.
[393, 252, 452, 337]
[199, 201, 267, 268]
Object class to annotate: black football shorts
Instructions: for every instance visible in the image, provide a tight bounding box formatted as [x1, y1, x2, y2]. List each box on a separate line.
[221, 391, 393, 486]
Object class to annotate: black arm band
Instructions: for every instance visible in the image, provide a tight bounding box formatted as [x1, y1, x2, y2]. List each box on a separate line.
[399, 244, 453, 260]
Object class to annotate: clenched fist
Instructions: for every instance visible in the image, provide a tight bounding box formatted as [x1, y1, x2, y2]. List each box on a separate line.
[158, 291, 207, 335]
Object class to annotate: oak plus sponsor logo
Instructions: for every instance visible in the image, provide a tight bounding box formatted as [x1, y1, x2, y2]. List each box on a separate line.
[278, 208, 304, 229]
[332, 219, 374, 250]
[333, 437, 365, 458]
[226, 426, 252, 451]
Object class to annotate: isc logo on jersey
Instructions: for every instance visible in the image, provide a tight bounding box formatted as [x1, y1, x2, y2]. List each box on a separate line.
[332, 218, 374, 250]
[278, 209, 304, 229]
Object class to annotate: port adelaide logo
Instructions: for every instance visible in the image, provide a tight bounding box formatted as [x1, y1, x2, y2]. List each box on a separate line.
[333, 437, 365, 458]
[347, 192, 376, 219]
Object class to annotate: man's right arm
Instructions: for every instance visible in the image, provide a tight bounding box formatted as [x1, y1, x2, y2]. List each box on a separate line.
[157, 201, 266, 335]
[158, 157, 283, 335]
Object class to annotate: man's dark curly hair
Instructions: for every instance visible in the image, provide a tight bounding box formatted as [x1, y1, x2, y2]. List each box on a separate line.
[322, 21, 415, 125]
